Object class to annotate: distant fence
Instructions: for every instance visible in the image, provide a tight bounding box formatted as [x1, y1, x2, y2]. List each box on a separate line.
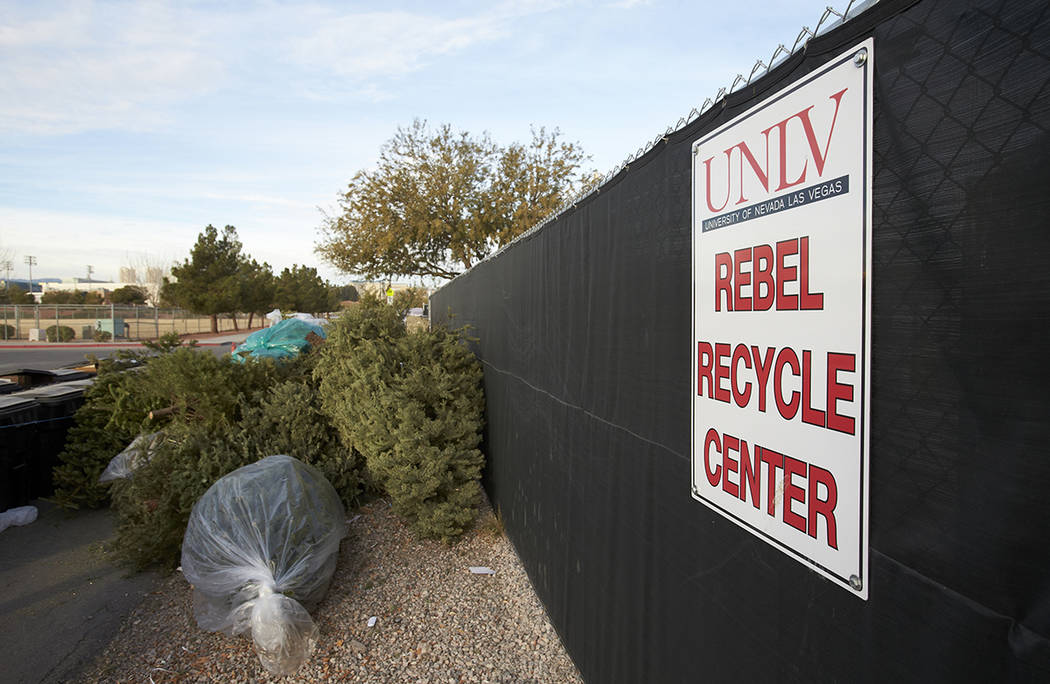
[0, 305, 256, 341]
[433, 0, 1050, 681]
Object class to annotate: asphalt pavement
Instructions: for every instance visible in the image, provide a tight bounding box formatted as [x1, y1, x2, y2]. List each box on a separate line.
[0, 329, 254, 682]
[0, 332, 252, 375]
[0, 500, 163, 684]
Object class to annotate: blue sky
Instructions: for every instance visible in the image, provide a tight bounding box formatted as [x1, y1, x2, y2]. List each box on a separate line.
[0, 0, 849, 284]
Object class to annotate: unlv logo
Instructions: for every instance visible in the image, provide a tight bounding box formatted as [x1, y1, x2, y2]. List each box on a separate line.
[702, 88, 848, 212]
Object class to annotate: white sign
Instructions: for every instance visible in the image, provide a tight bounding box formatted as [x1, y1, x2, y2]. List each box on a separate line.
[691, 40, 873, 599]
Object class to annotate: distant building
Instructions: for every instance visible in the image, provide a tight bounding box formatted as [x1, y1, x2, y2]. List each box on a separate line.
[40, 279, 155, 305]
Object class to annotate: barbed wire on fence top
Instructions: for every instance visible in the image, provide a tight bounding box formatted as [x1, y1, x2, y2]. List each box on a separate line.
[442, 0, 880, 287]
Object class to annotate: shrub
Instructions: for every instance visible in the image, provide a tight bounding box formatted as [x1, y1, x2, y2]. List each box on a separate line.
[109, 422, 253, 569]
[45, 325, 75, 342]
[317, 303, 485, 541]
[92, 328, 112, 342]
[52, 341, 306, 512]
[316, 295, 405, 451]
[50, 368, 141, 509]
[0, 324, 14, 339]
[240, 379, 363, 509]
[53, 334, 352, 569]
[104, 346, 299, 436]
[107, 363, 351, 570]
[375, 328, 485, 540]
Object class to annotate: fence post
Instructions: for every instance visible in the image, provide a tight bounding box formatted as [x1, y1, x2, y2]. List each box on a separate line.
[34, 304, 40, 331]
[155, 306, 159, 339]
[15, 305, 20, 339]
[55, 306, 59, 337]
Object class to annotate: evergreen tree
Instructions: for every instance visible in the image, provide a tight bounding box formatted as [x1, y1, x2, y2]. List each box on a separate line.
[0, 284, 32, 304]
[238, 258, 275, 327]
[110, 285, 148, 304]
[163, 225, 244, 334]
[239, 380, 362, 509]
[50, 366, 141, 509]
[274, 264, 337, 313]
[316, 300, 484, 540]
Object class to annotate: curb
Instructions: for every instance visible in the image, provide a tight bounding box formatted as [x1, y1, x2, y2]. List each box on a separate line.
[0, 341, 234, 349]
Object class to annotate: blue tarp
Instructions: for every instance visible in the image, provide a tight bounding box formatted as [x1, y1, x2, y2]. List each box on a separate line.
[232, 319, 325, 363]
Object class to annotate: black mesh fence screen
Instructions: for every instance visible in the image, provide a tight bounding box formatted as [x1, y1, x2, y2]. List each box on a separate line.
[433, 0, 1050, 681]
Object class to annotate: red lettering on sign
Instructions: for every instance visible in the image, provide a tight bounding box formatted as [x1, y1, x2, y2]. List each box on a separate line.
[801, 350, 827, 428]
[700, 433, 839, 549]
[714, 342, 731, 403]
[704, 156, 731, 213]
[760, 446, 784, 516]
[775, 239, 799, 310]
[731, 344, 752, 408]
[704, 428, 721, 487]
[715, 237, 822, 313]
[808, 464, 838, 549]
[698, 344, 856, 434]
[762, 87, 848, 192]
[697, 341, 713, 398]
[774, 347, 801, 420]
[722, 433, 741, 498]
[783, 455, 808, 533]
[733, 247, 753, 312]
[700, 88, 849, 210]
[799, 236, 824, 310]
[753, 244, 775, 311]
[715, 252, 733, 311]
[826, 352, 856, 435]
[750, 345, 774, 412]
[739, 439, 760, 509]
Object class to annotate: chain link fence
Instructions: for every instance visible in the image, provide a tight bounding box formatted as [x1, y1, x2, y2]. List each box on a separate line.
[0, 305, 256, 341]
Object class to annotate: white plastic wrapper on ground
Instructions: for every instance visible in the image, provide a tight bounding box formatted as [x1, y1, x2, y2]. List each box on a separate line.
[0, 506, 38, 533]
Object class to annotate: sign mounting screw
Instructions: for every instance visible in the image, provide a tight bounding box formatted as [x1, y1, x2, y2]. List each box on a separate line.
[849, 575, 863, 591]
[853, 49, 867, 67]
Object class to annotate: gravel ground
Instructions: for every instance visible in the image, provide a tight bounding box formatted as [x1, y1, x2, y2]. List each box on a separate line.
[81, 497, 583, 683]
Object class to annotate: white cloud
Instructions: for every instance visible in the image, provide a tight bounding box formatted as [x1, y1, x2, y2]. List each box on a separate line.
[200, 192, 316, 210]
[284, 10, 505, 78]
[0, 0, 573, 135]
[0, 207, 193, 280]
[0, 1, 225, 135]
[0, 204, 342, 282]
[281, 1, 567, 81]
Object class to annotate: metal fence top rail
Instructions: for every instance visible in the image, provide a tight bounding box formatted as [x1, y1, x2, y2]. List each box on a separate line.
[436, 0, 881, 292]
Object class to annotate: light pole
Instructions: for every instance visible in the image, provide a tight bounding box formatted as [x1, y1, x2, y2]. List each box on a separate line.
[24, 255, 37, 293]
[1, 259, 9, 340]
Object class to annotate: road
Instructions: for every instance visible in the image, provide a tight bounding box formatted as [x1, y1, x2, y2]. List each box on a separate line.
[0, 333, 250, 376]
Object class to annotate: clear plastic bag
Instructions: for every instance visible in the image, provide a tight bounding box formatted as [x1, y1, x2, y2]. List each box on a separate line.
[98, 431, 162, 483]
[0, 505, 38, 533]
[181, 455, 346, 676]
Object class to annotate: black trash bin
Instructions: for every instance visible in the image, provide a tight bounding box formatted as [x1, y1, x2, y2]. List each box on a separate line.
[19, 383, 88, 498]
[49, 368, 92, 383]
[0, 395, 37, 511]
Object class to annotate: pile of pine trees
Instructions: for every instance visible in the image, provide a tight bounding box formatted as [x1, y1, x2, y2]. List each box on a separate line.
[52, 294, 486, 570]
